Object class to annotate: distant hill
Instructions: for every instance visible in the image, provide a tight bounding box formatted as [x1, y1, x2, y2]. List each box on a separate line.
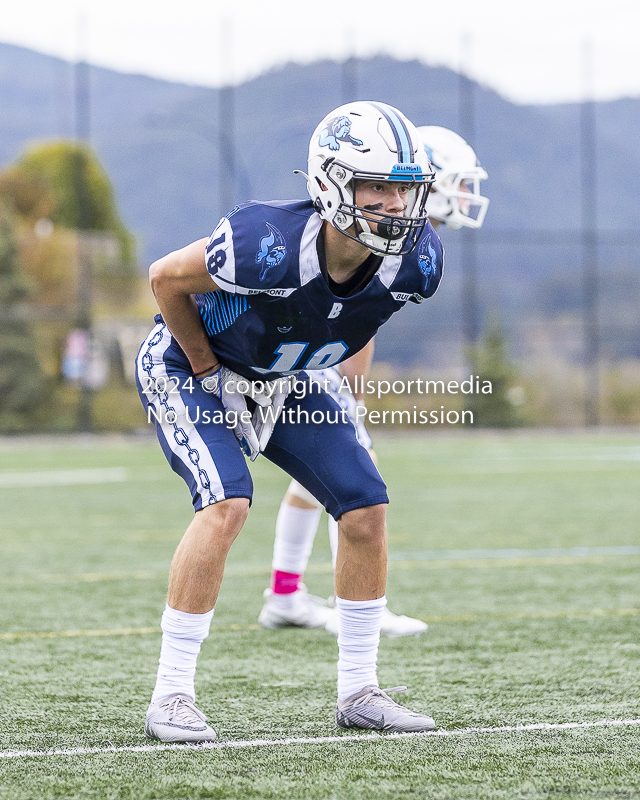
[2, 42, 639, 262]
[2, 42, 639, 366]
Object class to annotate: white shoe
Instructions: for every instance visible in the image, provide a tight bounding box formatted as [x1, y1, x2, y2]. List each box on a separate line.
[380, 606, 429, 638]
[325, 599, 428, 638]
[145, 693, 217, 743]
[325, 605, 339, 636]
[258, 586, 332, 629]
[336, 685, 435, 732]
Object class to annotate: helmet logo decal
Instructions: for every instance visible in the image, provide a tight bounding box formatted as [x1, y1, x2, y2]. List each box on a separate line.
[418, 233, 437, 278]
[255, 222, 287, 280]
[318, 116, 363, 151]
[390, 163, 423, 178]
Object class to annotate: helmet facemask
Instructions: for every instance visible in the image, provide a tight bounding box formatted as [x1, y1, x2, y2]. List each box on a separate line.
[315, 158, 434, 256]
[430, 169, 489, 230]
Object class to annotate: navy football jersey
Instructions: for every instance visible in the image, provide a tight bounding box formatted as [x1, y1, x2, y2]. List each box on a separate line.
[197, 200, 443, 381]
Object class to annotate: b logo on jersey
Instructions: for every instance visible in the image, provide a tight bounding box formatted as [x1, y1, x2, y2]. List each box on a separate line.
[318, 116, 363, 151]
[255, 223, 287, 280]
[417, 233, 437, 279]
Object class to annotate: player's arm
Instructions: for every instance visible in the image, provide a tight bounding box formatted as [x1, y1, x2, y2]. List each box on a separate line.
[149, 237, 221, 377]
[338, 338, 375, 401]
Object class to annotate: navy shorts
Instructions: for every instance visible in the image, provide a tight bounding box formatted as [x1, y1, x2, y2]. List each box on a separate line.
[136, 323, 388, 518]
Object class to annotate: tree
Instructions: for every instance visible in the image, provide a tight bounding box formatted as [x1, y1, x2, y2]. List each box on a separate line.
[10, 141, 136, 270]
[0, 203, 48, 430]
[467, 318, 524, 427]
[0, 140, 141, 377]
[0, 141, 142, 431]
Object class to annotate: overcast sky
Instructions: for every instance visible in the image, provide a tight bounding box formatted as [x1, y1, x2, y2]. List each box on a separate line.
[2, 0, 639, 105]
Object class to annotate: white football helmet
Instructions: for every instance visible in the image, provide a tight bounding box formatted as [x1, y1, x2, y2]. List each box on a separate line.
[417, 126, 489, 230]
[299, 101, 435, 256]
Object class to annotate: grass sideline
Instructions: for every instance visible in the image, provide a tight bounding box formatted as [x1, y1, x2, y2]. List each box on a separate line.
[1, 430, 639, 799]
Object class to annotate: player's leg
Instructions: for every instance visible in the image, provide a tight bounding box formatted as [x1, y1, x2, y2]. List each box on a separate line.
[137, 323, 253, 742]
[263, 381, 435, 730]
[145, 497, 248, 741]
[259, 369, 340, 629]
[166, 497, 249, 613]
[258, 481, 331, 629]
[263, 383, 387, 692]
[312, 369, 428, 639]
[259, 368, 388, 631]
[333, 503, 433, 731]
[326, 507, 428, 638]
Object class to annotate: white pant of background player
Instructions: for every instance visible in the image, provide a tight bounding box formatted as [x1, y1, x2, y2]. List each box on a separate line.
[259, 366, 429, 637]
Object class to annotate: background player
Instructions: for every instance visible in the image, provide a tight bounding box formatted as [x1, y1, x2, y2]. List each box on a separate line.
[138, 102, 445, 743]
[258, 125, 489, 636]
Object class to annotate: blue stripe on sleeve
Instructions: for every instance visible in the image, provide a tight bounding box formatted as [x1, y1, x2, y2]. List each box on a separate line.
[196, 292, 250, 336]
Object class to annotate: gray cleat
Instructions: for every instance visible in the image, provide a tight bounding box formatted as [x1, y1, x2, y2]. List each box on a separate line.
[145, 693, 217, 743]
[336, 685, 436, 732]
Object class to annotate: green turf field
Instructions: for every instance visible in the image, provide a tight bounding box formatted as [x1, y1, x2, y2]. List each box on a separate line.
[1, 430, 639, 799]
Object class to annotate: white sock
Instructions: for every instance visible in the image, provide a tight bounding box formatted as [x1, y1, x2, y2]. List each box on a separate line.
[336, 595, 386, 701]
[328, 516, 339, 569]
[272, 503, 322, 574]
[150, 604, 214, 704]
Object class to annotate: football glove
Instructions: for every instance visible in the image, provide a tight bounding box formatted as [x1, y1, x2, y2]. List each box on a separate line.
[199, 366, 260, 459]
[251, 376, 294, 453]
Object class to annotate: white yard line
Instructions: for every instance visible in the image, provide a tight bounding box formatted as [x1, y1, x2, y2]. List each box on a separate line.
[0, 468, 129, 488]
[1, 718, 639, 760]
[0, 466, 169, 488]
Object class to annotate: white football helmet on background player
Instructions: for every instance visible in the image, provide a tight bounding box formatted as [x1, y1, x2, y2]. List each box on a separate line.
[299, 101, 435, 256]
[417, 126, 489, 230]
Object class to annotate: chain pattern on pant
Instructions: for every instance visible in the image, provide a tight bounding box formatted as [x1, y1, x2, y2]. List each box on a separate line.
[141, 326, 215, 505]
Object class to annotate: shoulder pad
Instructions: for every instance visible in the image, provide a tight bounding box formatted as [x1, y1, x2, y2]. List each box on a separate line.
[206, 201, 315, 294]
[391, 223, 444, 304]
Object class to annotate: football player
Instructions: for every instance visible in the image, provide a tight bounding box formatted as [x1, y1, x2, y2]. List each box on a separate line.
[139, 102, 444, 743]
[259, 125, 489, 636]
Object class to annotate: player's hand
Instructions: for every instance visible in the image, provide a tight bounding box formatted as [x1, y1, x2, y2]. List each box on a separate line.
[199, 366, 260, 459]
[251, 376, 294, 453]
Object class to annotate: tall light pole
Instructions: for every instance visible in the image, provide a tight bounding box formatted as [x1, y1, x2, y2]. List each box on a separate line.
[341, 27, 357, 104]
[581, 40, 599, 426]
[218, 19, 236, 219]
[75, 14, 93, 432]
[459, 35, 480, 355]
